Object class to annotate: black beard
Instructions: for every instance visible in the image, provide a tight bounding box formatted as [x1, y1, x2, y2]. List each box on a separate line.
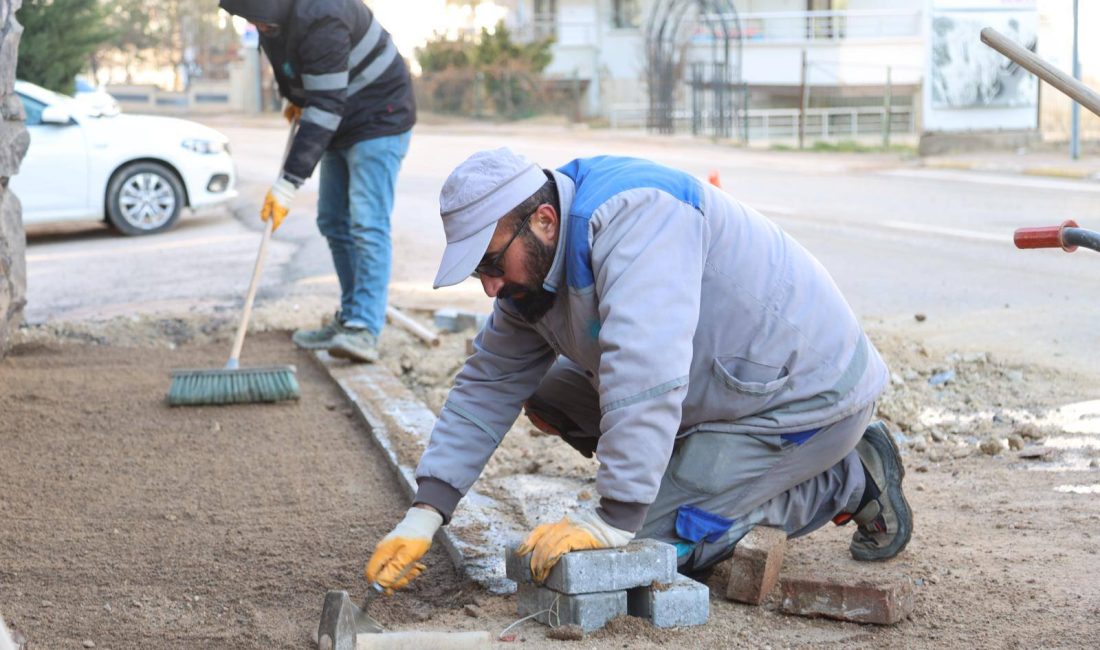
[500, 233, 557, 324]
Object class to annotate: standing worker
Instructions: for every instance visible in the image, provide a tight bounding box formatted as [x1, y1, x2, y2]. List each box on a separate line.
[366, 149, 913, 589]
[219, 0, 416, 363]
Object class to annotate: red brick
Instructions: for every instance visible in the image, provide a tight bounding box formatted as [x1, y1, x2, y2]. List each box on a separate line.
[725, 526, 787, 605]
[779, 574, 915, 625]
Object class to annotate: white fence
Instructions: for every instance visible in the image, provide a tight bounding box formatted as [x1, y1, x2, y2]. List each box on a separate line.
[609, 104, 916, 143]
[677, 9, 924, 43]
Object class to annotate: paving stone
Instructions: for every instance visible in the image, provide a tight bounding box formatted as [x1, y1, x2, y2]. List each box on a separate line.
[505, 539, 677, 594]
[725, 526, 787, 605]
[779, 574, 915, 625]
[516, 584, 627, 632]
[433, 309, 485, 333]
[627, 574, 710, 628]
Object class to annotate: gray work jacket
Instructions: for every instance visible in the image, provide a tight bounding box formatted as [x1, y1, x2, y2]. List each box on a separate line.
[415, 156, 887, 532]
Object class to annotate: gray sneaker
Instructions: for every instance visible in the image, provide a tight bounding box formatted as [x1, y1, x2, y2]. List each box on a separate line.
[328, 327, 379, 363]
[292, 314, 348, 350]
[850, 421, 913, 561]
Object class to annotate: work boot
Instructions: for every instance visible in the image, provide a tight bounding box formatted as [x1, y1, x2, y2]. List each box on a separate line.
[848, 421, 913, 561]
[292, 312, 347, 350]
[328, 327, 380, 363]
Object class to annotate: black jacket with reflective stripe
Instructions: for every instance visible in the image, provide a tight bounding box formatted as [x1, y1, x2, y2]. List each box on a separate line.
[252, 0, 415, 184]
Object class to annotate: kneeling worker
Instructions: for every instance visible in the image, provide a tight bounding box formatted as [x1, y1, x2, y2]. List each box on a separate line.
[366, 149, 913, 589]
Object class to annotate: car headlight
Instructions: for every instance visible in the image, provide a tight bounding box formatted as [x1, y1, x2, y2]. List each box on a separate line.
[182, 138, 229, 155]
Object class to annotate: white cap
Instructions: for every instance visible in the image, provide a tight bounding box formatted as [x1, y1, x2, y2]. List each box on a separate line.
[434, 148, 546, 288]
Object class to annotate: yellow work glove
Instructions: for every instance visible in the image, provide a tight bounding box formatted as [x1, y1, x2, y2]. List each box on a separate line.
[365, 507, 443, 593]
[283, 103, 302, 124]
[261, 177, 296, 231]
[516, 509, 634, 583]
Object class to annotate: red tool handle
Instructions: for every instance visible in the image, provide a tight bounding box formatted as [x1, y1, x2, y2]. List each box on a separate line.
[1013, 220, 1079, 252]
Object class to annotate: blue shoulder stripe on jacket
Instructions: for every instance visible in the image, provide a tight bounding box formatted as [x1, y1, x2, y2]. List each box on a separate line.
[557, 156, 703, 290]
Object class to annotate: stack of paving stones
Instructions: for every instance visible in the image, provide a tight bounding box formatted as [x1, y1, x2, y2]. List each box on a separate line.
[505, 539, 709, 632]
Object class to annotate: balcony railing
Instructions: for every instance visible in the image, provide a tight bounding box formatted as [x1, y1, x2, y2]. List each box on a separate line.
[699, 10, 923, 43]
[513, 9, 922, 49]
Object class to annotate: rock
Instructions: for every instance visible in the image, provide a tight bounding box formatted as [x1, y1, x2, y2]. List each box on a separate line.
[463, 604, 480, 618]
[914, 313, 927, 322]
[83, 641, 96, 648]
[0, 3, 29, 358]
[979, 438, 1002, 456]
[1006, 370, 1024, 383]
[928, 370, 956, 386]
[1017, 447, 1054, 460]
[1008, 435, 1025, 451]
[1013, 423, 1043, 440]
[930, 429, 947, 443]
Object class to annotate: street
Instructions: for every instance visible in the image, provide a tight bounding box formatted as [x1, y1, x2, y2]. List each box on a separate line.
[23, 117, 1100, 381]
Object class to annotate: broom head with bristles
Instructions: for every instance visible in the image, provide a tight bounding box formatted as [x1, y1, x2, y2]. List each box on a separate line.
[168, 365, 300, 406]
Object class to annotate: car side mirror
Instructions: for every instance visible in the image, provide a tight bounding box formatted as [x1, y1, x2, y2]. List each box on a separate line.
[40, 105, 74, 125]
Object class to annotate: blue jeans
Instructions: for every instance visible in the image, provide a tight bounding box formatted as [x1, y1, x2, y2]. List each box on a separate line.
[316, 130, 411, 335]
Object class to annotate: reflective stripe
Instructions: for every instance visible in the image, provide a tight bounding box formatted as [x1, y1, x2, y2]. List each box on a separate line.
[348, 39, 398, 95]
[349, 19, 383, 69]
[302, 106, 342, 131]
[302, 71, 348, 91]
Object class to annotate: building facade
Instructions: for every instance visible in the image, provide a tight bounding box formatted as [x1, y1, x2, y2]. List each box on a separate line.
[501, 0, 1041, 144]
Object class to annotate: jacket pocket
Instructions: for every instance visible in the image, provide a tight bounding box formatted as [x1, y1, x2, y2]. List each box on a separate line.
[711, 356, 790, 396]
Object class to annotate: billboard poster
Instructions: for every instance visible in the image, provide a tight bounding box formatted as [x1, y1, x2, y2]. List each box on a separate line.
[930, 2, 1038, 109]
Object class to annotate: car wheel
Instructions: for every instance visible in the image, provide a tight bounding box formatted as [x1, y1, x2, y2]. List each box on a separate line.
[106, 162, 185, 236]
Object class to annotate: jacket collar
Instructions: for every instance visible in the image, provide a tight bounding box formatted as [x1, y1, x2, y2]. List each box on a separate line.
[541, 168, 576, 295]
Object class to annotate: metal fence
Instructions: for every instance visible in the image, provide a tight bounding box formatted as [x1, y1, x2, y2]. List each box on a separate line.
[609, 104, 915, 143]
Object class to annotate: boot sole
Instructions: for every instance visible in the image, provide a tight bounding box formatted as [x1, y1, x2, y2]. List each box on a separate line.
[851, 422, 913, 561]
[328, 344, 378, 363]
[292, 339, 334, 351]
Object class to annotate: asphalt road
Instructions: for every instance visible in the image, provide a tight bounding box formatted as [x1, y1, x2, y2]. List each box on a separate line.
[21, 116, 1100, 380]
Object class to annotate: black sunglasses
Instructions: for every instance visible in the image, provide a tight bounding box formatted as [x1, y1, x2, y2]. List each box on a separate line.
[471, 209, 535, 279]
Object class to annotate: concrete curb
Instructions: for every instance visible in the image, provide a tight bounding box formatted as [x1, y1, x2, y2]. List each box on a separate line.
[315, 351, 526, 594]
[922, 159, 1100, 181]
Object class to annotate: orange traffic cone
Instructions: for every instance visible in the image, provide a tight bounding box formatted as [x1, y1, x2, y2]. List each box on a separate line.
[708, 170, 722, 188]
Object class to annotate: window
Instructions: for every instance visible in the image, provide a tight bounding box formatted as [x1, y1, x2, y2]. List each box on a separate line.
[613, 0, 642, 29]
[534, 0, 556, 21]
[807, 0, 848, 39]
[533, 0, 557, 38]
[19, 93, 46, 126]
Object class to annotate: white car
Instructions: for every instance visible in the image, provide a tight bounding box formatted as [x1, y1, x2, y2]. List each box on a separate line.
[11, 80, 237, 235]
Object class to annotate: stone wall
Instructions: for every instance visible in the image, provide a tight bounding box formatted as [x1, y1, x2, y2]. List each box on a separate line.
[0, 0, 26, 356]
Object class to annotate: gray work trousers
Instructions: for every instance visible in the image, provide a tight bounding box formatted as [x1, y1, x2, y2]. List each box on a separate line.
[526, 358, 871, 572]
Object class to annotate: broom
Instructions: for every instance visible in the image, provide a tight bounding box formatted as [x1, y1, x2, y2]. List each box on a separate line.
[167, 121, 301, 406]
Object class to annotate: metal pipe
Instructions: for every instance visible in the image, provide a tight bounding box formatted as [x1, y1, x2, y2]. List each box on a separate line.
[1071, 0, 1080, 159]
[980, 27, 1100, 119]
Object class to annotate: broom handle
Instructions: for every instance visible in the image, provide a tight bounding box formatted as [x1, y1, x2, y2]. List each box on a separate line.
[228, 119, 299, 367]
[980, 27, 1100, 119]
